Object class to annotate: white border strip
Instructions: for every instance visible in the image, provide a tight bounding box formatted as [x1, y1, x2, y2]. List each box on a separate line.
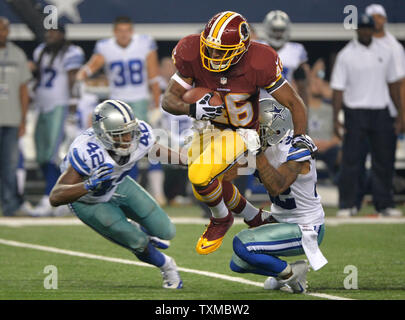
[8, 23, 405, 41]
[0, 238, 352, 300]
[0, 216, 404, 227]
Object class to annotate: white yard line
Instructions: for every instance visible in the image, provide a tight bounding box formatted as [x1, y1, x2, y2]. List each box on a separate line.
[0, 216, 404, 227]
[0, 237, 352, 300]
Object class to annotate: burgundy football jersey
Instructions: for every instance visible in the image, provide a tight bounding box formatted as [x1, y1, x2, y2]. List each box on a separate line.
[172, 34, 284, 129]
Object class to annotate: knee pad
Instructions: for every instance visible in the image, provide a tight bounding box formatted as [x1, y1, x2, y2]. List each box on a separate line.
[188, 162, 212, 187]
[110, 220, 149, 253]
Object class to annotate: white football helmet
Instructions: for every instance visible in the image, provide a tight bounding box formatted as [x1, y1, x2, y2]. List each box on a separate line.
[92, 99, 141, 156]
[263, 10, 291, 49]
[259, 97, 293, 146]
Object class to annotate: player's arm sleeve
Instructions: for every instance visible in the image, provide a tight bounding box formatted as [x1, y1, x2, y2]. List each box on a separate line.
[147, 35, 158, 53]
[138, 120, 157, 155]
[386, 48, 404, 83]
[63, 47, 85, 71]
[32, 43, 45, 64]
[330, 52, 347, 90]
[68, 147, 91, 176]
[260, 52, 287, 94]
[171, 40, 194, 79]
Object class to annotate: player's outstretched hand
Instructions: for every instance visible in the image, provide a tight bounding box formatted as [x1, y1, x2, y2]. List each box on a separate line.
[84, 163, 114, 191]
[189, 93, 224, 120]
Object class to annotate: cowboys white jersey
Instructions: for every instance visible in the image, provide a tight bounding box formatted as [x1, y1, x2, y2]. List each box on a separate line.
[277, 42, 308, 82]
[94, 34, 157, 101]
[33, 44, 85, 112]
[60, 120, 155, 203]
[262, 135, 324, 225]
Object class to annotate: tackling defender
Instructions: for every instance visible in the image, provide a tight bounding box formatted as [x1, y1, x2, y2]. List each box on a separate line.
[229, 98, 327, 293]
[49, 99, 183, 289]
[162, 11, 313, 255]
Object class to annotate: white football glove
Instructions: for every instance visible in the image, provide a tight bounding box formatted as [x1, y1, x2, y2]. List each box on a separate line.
[237, 128, 262, 156]
[189, 93, 224, 120]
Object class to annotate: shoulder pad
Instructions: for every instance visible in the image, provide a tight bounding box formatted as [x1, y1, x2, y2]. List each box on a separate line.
[172, 35, 200, 77]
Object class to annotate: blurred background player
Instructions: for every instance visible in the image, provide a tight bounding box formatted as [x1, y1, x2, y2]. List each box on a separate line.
[163, 11, 312, 255]
[0, 17, 31, 217]
[158, 56, 193, 206]
[28, 24, 84, 216]
[76, 15, 165, 205]
[49, 99, 184, 289]
[229, 98, 326, 294]
[261, 10, 309, 105]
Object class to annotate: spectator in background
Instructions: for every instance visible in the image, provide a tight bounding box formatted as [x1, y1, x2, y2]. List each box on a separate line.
[28, 24, 85, 216]
[331, 14, 404, 217]
[308, 58, 341, 183]
[366, 4, 405, 132]
[0, 17, 31, 216]
[77, 16, 165, 205]
[354, 4, 405, 209]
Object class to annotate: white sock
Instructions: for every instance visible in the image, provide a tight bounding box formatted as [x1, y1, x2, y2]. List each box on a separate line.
[278, 263, 292, 279]
[209, 198, 229, 219]
[241, 201, 260, 221]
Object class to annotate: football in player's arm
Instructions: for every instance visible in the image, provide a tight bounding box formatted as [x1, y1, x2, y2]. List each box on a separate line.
[49, 99, 185, 289]
[229, 98, 326, 294]
[161, 11, 313, 256]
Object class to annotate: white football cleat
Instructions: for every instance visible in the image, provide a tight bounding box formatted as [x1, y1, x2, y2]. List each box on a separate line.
[160, 256, 183, 289]
[27, 196, 54, 217]
[277, 260, 309, 294]
[264, 276, 282, 290]
[336, 207, 357, 218]
[378, 207, 402, 217]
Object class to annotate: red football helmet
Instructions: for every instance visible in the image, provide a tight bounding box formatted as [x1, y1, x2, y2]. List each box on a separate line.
[200, 11, 251, 72]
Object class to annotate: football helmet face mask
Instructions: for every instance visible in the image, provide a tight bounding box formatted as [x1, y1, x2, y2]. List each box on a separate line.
[92, 99, 141, 156]
[259, 98, 293, 146]
[200, 11, 251, 72]
[263, 10, 291, 49]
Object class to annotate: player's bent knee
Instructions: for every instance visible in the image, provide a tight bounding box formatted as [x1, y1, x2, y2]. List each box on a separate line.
[110, 220, 149, 252]
[188, 162, 211, 187]
[229, 260, 247, 273]
[232, 236, 249, 261]
[159, 223, 176, 240]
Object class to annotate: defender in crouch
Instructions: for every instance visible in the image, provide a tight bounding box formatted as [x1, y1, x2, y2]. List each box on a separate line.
[50, 99, 184, 289]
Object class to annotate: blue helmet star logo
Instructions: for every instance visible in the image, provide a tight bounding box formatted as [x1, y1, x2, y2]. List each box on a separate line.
[272, 105, 285, 121]
[94, 113, 106, 122]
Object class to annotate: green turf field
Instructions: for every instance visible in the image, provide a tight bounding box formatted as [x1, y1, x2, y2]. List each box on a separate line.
[0, 204, 404, 300]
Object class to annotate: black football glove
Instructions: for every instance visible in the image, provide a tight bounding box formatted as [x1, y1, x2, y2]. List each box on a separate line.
[189, 93, 224, 120]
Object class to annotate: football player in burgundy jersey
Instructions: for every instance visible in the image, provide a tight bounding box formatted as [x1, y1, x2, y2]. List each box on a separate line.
[162, 11, 314, 255]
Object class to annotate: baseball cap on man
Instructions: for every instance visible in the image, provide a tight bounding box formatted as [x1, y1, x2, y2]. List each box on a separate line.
[365, 4, 387, 18]
[358, 14, 375, 28]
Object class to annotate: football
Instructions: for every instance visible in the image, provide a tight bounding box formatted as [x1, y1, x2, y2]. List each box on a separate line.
[182, 87, 223, 105]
